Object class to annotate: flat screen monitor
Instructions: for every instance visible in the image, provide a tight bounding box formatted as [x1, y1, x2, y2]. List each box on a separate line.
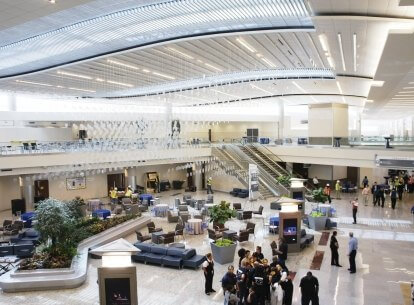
[283, 218, 297, 244]
[292, 191, 303, 200]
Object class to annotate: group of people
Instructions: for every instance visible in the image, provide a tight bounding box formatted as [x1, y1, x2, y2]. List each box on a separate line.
[109, 186, 133, 204]
[203, 243, 322, 305]
[205, 245, 294, 305]
[330, 231, 359, 274]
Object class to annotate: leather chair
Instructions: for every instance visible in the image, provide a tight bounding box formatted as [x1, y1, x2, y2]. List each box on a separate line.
[193, 215, 203, 220]
[0, 220, 12, 231]
[159, 232, 175, 244]
[147, 221, 162, 234]
[233, 203, 242, 211]
[174, 224, 184, 240]
[207, 228, 222, 241]
[179, 214, 190, 225]
[136, 231, 151, 243]
[168, 211, 179, 223]
[126, 204, 139, 215]
[178, 205, 189, 214]
[237, 211, 252, 220]
[233, 230, 249, 243]
[246, 222, 256, 238]
[253, 205, 264, 215]
[214, 222, 229, 232]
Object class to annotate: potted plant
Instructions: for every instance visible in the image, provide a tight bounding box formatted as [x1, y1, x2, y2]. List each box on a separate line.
[276, 175, 292, 187]
[210, 238, 237, 264]
[307, 189, 329, 230]
[208, 201, 236, 229]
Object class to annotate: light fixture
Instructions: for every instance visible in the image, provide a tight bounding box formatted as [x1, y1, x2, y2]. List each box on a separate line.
[68, 87, 96, 93]
[398, 91, 414, 94]
[337, 33, 346, 71]
[96, 78, 105, 82]
[107, 80, 133, 87]
[57, 70, 92, 80]
[107, 59, 139, 70]
[391, 97, 414, 100]
[318, 34, 328, 52]
[152, 72, 175, 80]
[371, 80, 385, 87]
[402, 87, 414, 89]
[211, 89, 240, 99]
[261, 57, 277, 68]
[327, 56, 335, 69]
[166, 47, 194, 59]
[366, 99, 374, 103]
[336, 81, 343, 94]
[250, 84, 273, 95]
[236, 38, 256, 53]
[49, 0, 56, 3]
[292, 81, 306, 93]
[15, 80, 53, 87]
[204, 63, 223, 72]
[353, 33, 357, 72]
[142, 69, 151, 73]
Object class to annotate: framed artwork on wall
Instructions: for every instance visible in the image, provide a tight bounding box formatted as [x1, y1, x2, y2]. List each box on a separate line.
[66, 177, 86, 190]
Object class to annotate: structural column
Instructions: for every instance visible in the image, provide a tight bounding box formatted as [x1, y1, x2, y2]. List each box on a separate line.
[308, 103, 349, 145]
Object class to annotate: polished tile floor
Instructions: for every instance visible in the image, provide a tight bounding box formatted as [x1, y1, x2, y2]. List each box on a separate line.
[0, 189, 413, 305]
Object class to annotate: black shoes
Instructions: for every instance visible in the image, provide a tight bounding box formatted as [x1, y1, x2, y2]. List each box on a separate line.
[336, 265, 342, 267]
[205, 292, 210, 295]
[350, 271, 356, 274]
[211, 289, 216, 292]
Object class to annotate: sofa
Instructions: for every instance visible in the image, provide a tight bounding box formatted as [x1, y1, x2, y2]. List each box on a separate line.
[132, 242, 205, 269]
[300, 229, 315, 249]
[229, 188, 249, 198]
[10, 228, 40, 245]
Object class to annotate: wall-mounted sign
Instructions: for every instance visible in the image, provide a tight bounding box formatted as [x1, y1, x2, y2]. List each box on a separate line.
[66, 177, 86, 190]
[375, 156, 414, 169]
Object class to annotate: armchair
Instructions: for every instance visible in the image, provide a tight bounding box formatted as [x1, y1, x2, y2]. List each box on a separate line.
[126, 204, 139, 215]
[214, 222, 229, 232]
[207, 228, 222, 241]
[159, 232, 176, 244]
[179, 214, 190, 225]
[233, 230, 249, 243]
[237, 210, 252, 220]
[167, 211, 179, 223]
[174, 224, 184, 240]
[253, 205, 264, 215]
[136, 231, 151, 242]
[233, 203, 242, 211]
[0, 220, 12, 231]
[147, 221, 162, 234]
[178, 205, 189, 214]
[245, 222, 256, 238]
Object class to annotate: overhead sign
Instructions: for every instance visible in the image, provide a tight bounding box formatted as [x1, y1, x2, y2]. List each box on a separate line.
[375, 156, 414, 168]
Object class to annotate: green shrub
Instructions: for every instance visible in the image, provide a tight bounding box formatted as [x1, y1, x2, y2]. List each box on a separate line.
[214, 238, 234, 247]
[276, 175, 292, 187]
[311, 188, 328, 203]
[66, 196, 86, 220]
[208, 201, 236, 225]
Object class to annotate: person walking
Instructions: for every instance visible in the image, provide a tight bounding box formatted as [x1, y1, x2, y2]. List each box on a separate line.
[348, 232, 358, 274]
[323, 184, 332, 203]
[371, 182, 379, 205]
[390, 188, 397, 210]
[379, 187, 385, 208]
[330, 231, 342, 267]
[203, 253, 216, 295]
[362, 185, 370, 206]
[335, 180, 341, 199]
[350, 198, 359, 224]
[280, 274, 294, 305]
[313, 177, 319, 189]
[362, 176, 369, 188]
[299, 271, 319, 305]
[397, 180, 404, 200]
[207, 176, 214, 194]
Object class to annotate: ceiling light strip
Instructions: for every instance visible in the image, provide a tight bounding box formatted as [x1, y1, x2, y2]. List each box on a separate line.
[152, 72, 175, 80]
[57, 70, 92, 80]
[107, 59, 139, 70]
[107, 80, 134, 87]
[15, 80, 53, 87]
[353, 33, 357, 72]
[236, 38, 256, 53]
[337, 33, 346, 71]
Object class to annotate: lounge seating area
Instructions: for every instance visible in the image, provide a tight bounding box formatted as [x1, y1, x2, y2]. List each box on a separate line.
[300, 229, 315, 249]
[229, 188, 249, 198]
[132, 242, 205, 269]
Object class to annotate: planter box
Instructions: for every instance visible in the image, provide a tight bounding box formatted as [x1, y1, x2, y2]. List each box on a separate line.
[210, 241, 237, 265]
[308, 215, 327, 231]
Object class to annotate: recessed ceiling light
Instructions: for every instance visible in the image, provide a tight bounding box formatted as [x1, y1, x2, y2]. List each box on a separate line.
[403, 87, 414, 89]
[96, 78, 105, 82]
[318, 34, 328, 52]
[68, 87, 96, 93]
[337, 33, 346, 71]
[49, 0, 56, 4]
[211, 89, 240, 99]
[107, 59, 139, 70]
[142, 69, 150, 73]
[166, 47, 194, 60]
[366, 99, 373, 103]
[371, 80, 384, 87]
[292, 81, 306, 93]
[236, 38, 256, 53]
[398, 91, 414, 94]
[261, 57, 277, 68]
[57, 70, 92, 80]
[204, 63, 223, 72]
[353, 33, 357, 72]
[250, 84, 273, 95]
[327, 56, 335, 69]
[152, 71, 175, 80]
[107, 80, 133, 87]
[15, 80, 53, 87]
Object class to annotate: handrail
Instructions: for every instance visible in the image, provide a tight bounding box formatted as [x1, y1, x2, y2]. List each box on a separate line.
[252, 143, 315, 192]
[224, 144, 289, 197]
[242, 144, 287, 178]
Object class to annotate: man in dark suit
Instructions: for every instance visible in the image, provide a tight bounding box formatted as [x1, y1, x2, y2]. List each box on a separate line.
[330, 231, 342, 267]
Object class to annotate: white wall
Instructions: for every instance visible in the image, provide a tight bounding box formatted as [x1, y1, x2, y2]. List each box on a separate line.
[308, 164, 332, 181]
[0, 176, 21, 212]
[48, 173, 108, 201]
[0, 127, 73, 143]
[333, 166, 347, 180]
[128, 164, 188, 187]
[211, 175, 245, 193]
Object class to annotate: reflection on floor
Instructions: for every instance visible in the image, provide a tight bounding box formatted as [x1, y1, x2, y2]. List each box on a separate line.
[0, 189, 412, 305]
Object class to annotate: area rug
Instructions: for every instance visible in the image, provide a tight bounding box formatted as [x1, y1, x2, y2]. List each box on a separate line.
[318, 232, 330, 246]
[310, 251, 325, 270]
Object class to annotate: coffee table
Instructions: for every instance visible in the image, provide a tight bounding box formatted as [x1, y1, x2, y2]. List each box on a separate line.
[222, 230, 237, 240]
[151, 231, 164, 244]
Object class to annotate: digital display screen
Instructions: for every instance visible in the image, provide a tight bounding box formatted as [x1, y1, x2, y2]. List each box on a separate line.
[105, 278, 131, 305]
[283, 227, 297, 235]
[292, 191, 303, 200]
